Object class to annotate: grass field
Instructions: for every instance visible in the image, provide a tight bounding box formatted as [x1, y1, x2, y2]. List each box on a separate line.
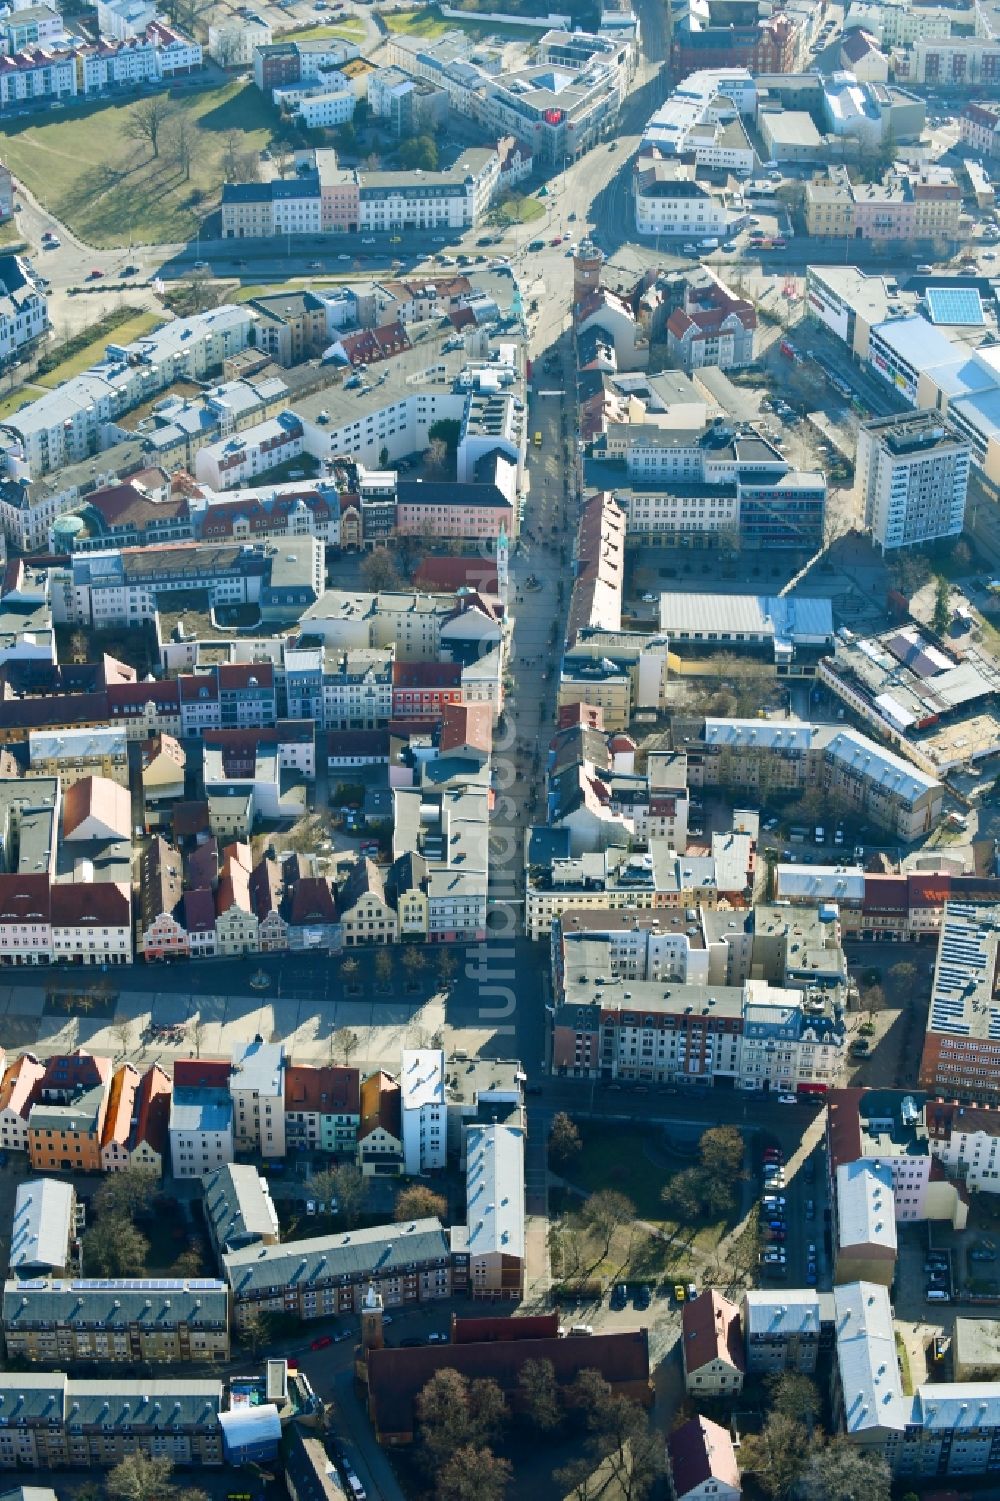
[505, 194, 544, 223]
[569, 1123, 668, 1222]
[385, 4, 546, 38]
[0, 81, 278, 248]
[279, 18, 365, 38]
[36, 310, 162, 386]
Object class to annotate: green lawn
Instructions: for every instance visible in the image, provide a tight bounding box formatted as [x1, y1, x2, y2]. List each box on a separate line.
[36, 310, 162, 387]
[507, 195, 544, 223]
[385, 4, 546, 38]
[0, 81, 279, 248]
[0, 383, 44, 421]
[279, 19, 365, 39]
[569, 1122, 670, 1222]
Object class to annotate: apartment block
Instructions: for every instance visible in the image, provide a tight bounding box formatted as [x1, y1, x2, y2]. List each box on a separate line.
[0, 1374, 224, 1470]
[2, 1277, 230, 1364]
[284, 1064, 361, 1156]
[224, 1217, 452, 1326]
[919, 903, 1000, 1103]
[229, 1041, 285, 1158]
[400, 1049, 446, 1177]
[857, 411, 970, 552]
[743, 1289, 820, 1373]
[169, 1059, 235, 1179]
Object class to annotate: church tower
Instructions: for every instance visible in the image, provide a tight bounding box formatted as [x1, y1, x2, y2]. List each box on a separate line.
[354, 1282, 385, 1390]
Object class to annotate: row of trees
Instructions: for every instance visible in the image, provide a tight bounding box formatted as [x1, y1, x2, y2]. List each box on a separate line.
[414, 1365, 663, 1501]
[339, 942, 457, 993]
[123, 100, 259, 187]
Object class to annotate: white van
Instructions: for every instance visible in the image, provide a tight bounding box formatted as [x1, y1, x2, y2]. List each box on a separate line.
[569, 1323, 594, 1336]
[926, 1289, 951, 1302]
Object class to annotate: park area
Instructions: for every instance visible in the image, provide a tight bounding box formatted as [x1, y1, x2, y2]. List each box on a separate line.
[385, 4, 548, 38]
[547, 1118, 760, 1296]
[0, 80, 278, 248]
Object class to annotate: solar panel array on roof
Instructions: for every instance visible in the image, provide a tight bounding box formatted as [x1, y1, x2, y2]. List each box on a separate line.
[926, 287, 985, 326]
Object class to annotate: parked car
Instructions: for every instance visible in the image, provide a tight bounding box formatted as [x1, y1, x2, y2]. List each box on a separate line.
[778, 1094, 798, 1105]
[634, 1285, 651, 1310]
[610, 1283, 628, 1309]
[310, 1334, 333, 1349]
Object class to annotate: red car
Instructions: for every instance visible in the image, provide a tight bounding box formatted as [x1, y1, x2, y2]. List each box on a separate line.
[88, 268, 104, 279]
[550, 236, 562, 246]
[310, 1335, 333, 1350]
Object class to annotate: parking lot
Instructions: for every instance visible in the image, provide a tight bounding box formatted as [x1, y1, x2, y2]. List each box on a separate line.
[755, 1132, 832, 1294]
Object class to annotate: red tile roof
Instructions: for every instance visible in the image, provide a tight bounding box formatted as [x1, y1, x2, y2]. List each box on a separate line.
[668, 1416, 740, 1499]
[285, 1063, 360, 1116]
[452, 1313, 559, 1343]
[682, 1290, 744, 1377]
[102, 1063, 140, 1150]
[62, 776, 131, 842]
[0, 1052, 44, 1121]
[50, 883, 130, 928]
[826, 1087, 866, 1171]
[131, 1064, 171, 1157]
[173, 1059, 231, 1089]
[182, 886, 216, 932]
[392, 661, 463, 688]
[0, 875, 50, 924]
[862, 875, 909, 913]
[359, 1070, 401, 1142]
[368, 1328, 650, 1440]
[413, 557, 499, 593]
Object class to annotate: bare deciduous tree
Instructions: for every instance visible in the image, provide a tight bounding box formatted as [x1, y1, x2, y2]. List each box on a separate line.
[124, 96, 170, 160]
[168, 115, 195, 181]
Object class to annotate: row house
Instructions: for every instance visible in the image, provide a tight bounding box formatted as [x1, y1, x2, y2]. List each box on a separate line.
[99, 1062, 140, 1172]
[230, 1040, 285, 1159]
[358, 1070, 403, 1176]
[0, 1052, 44, 1152]
[339, 857, 398, 947]
[773, 866, 1000, 942]
[26, 1051, 112, 1175]
[284, 1063, 361, 1157]
[140, 733, 186, 830]
[215, 843, 257, 957]
[2, 1277, 229, 1365]
[0, 874, 132, 968]
[223, 1216, 450, 1327]
[169, 1059, 234, 1180]
[95, 1061, 170, 1176]
[391, 661, 464, 722]
[551, 967, 845, 1092]
[0, 1373, 224, 1470]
